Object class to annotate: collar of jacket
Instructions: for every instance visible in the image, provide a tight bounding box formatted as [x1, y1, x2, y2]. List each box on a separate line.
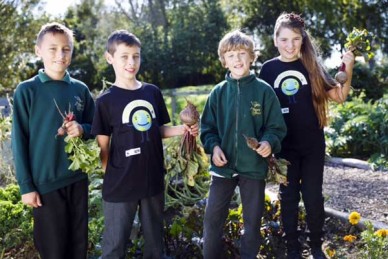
[38, 69, 71, 84]
[225, 71, 256, 86]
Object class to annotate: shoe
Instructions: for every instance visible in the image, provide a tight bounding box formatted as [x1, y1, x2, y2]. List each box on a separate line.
[310, 247, 327, 259]
[287, 249, 302, 259]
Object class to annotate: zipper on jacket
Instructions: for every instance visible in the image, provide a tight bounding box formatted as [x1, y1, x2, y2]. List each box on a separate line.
[234, 80, 240, 168]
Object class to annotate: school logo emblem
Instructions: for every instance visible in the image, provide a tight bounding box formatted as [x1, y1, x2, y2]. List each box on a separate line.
[250, 101, 262, 116]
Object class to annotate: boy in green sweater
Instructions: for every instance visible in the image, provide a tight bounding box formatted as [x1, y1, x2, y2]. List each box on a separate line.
[200, 30, 287, 258]
[12, 22, 95, 259]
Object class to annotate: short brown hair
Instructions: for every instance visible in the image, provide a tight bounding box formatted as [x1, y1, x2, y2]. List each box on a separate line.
[106, 30, 141, 55]
[218, 30, 257, 67]
[36, 22, 74, 47]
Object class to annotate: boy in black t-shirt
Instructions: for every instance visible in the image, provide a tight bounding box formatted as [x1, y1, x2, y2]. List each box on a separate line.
[91, 30, 198, 258]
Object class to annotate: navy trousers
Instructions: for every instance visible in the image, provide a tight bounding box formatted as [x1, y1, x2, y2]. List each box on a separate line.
[279, 131, 326, 248]
[33, 178, 88, 259]
[203, 175, 265, 259]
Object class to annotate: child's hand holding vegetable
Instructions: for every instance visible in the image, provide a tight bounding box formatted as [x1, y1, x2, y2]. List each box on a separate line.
[335, 27, 373, 85]
[254, 140, 272, 158]
[61, 120, 84, 138]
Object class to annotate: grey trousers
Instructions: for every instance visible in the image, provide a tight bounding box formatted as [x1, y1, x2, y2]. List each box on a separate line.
[203, 175, 266, 259]
[102, 192, 164, 259]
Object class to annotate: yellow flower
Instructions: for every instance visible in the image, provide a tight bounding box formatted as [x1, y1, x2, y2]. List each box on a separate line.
[326, 248, 336, 258]
[343, 234, 357, 242]
[348, 211, 361, 225]
[374, 229, 388, 238]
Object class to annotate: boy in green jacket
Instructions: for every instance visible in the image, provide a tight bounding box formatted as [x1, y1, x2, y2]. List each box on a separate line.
[200, 30, 287, 258]
[12, 22, 95, 259]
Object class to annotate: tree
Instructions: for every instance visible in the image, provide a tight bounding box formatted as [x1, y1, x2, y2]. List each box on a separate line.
[221, 0, 388, 66]
[0, 0, 46, 92]
[63, 0, 107, 91]
[111, 0, 228, 88]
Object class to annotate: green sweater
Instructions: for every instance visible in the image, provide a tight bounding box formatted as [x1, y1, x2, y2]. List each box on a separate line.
[12, 70, 95, 195]
[200, 72, 287, 179]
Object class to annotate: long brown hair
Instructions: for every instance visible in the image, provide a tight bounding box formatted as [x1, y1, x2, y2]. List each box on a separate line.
[274, 12, 336, 128]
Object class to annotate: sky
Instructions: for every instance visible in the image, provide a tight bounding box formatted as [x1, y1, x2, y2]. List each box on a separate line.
[43, 0, 117, 16]
[43, 0, 79, 16]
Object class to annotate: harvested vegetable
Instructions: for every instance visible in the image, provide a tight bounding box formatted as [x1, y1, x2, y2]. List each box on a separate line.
[54, 99, 76, 137]
[335, 28, 374, 85]
[54, 99, 103, 175]
[164, 137, 210, 209]
[243, 134, 289, 186]
[344, 28, 373, 61]
[179, 99, 200, 159]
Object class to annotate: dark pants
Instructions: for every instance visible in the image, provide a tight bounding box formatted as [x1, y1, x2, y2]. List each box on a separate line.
[203, 175, 265, 259]
[102, 192, 164, 259]
[33, 178, 88, 259]
[279, 133, 326, 248]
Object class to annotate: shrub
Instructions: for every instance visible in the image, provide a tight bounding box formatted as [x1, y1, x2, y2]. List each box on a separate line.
[326, 93, 388, 170]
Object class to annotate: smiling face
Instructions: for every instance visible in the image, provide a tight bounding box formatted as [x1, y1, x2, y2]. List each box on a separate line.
[223, 48, 254, 79]
[105, 43, 141, 84]
[281, 78, 300, 96]
[35, 32, 73, 80]
[132, 109, 151, 131]
[275, 27, 303, 62]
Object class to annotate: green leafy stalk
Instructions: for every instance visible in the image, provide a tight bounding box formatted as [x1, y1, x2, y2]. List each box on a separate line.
[64, 136, 104, 175]
[345, 27, 374, 61]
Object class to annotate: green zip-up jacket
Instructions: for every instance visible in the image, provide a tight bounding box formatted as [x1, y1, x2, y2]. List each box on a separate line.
[12, 70, 95, 195]
[200, 72, 287, 179]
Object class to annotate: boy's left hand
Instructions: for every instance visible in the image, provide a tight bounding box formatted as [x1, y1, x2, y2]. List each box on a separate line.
[255, 141, 271, 158]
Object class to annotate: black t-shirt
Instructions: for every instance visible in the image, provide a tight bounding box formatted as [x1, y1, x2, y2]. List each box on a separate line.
[259, 58, 324, 150]
[91, 83, 170, 202]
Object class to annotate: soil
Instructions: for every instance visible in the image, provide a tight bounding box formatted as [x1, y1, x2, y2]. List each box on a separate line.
[267, 161, 388, 225]
[322, 162, 388, 225]
[266, 160, 388, 258]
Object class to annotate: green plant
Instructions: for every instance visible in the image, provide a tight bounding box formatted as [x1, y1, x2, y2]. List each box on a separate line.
[64, 136, 104, 175]
[0, 185, 34, 254]
[326, 94, 388, 170]
[359, 222, 388, 258]
[164, 136, 210, 209]
[164, 206, 204, 257]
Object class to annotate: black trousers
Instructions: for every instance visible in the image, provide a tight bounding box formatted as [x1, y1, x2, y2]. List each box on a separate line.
[279, 132, 326, 247]
[33, 178, 88, 259]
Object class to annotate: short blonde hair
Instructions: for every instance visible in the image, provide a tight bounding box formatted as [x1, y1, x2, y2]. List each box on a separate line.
[218, 30, 257, 67]
[36, 22, 74, 48]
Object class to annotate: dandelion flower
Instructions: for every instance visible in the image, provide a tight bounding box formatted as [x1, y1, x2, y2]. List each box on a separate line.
[343, 234, 357, 242]
[374, 229, 388, 238]
[348, 211, 361, 225]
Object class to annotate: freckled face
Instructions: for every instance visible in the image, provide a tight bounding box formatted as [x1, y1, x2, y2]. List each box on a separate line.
[275, 27, 303, 62]
[223, 49, 253, 79]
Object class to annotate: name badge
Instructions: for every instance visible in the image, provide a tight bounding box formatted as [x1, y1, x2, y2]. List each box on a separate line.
[125, 147, 141, 157]
[281, 108, 289, 114]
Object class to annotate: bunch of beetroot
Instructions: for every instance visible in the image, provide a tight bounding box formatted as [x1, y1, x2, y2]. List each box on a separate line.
[179, 99, 200, 159]
[243, 134, 289, 186]
[335, 27, 374, 85]
[54, 99, 75, 137]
